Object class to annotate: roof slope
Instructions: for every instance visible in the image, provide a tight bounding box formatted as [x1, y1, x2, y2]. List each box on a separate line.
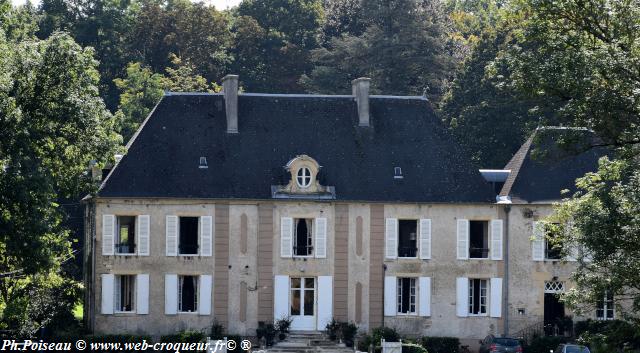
[99, 93, 494, 203]
[500, 127, 609, 203]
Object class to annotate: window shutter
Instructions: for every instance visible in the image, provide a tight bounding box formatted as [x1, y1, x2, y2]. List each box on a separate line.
[418, 277, 431, 317]
[490, 220, 503, 260]
[102, 215, 115, 256]
[490, 278, 503, 318]
[137, 215, 150, 256]
[384, 276, 397, 316]
[274, 275, 290, 321]
[136, 274, 149, 314]
[101, 274, 115, 315]
[532, 221, 544, 261]
[456, 277, 469, 317]
[199, 275, 212, 315]
[280, 217, 293, 258]
[166, 216, 178, 256]
[165, 274, 178, 315]
[315, 218, 327, 258]
[200, 216, 213, 257]
[317, 276, 333, 328]
[385, 218, 398, 259]
[457, 219, 469, 260]
[419, 219, 432, 260]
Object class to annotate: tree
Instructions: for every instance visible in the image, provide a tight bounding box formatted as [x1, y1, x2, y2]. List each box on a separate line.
[1, 1, 39, 41]
[303, 0, 454, 100]
[0, 31, 119, 335]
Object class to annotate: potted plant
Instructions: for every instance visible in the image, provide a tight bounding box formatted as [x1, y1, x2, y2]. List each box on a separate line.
[275, 316, 292, 340]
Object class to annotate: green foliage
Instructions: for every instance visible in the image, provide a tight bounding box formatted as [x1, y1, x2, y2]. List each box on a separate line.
[160, 330, 206, 343]
[209, 319, 225, 339]
[402, 343, 429, 353]
[357, 326, 400, 351]
[340, 322, 358, 347]
[275, 316, 292, 334]
[574, 319, 640, 351]
[326, 318, 341, 340]
[256, 322, 277, 347]
[420, 336, 460, 353]
[523, 336, 567, 353]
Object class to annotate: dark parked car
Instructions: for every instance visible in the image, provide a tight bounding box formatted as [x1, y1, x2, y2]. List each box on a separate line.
[553, 344, 591, 353]
[479, 335, 522, 353]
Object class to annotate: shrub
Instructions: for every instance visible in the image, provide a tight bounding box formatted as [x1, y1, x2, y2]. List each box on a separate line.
[256, 322, 276, 347]
[357, 327, 400, 351]
[326, 319, 341, 340]
[210, 320, 225, 339]
[420, 337, 460, 353]
[574, 319, 640, 351]
[341, 322, 358, 347]
[275, 316, 292, 334]
[403, 342, 429, 353]
[160, 330, 206, 343]
[524, 336, 567, 353]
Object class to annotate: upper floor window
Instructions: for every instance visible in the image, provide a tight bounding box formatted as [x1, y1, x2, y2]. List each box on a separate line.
[470, 221, 489, 259]
[596, 291, 614, 320]
[296, 167, 312, 188]
[294, 218, 313, 256]
[545, 224, 563, 260]
[179, 217, 199, 255]
[116, 216, 136, 254]
[398, 220, 418, 258]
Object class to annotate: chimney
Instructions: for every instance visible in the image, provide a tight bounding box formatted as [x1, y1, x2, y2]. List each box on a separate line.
[352, 77, 371, 127]
[222, 74, 239, 133]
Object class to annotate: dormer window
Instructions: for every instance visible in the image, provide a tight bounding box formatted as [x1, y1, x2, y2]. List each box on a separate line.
[297, 167, 312, 188]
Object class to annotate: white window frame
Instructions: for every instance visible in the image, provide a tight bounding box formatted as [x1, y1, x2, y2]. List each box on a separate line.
[293, 218, 314, 258]
[115, 216, 136, 256]
[397, 219, 418, 259]
[596, 291, 615, 320]
[177, 275, 199, 314]
[177, 217, 200, 256]
[396, 277, 417, 315]
[114, 274, 136, 313]
[468, 278, 488, 316]
[296, 167, 312, 188]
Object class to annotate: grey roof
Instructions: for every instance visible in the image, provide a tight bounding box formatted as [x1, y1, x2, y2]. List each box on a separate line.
[500, 127, 609, 203]
[98, 92, 495, 203]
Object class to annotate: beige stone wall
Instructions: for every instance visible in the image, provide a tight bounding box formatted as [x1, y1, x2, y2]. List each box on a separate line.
[90, 198, 592, 340]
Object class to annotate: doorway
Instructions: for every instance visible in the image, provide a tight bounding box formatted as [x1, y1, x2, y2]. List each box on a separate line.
[290, 277, 316, 330]
[544, 281, 566, 336]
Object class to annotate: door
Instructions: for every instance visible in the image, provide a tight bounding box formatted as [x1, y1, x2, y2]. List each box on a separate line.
[290, 277, 316, 330]
[544, 293, 565, 335]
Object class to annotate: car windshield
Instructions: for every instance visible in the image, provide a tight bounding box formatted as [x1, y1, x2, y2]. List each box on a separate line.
[566, 346, 589, 353]
[494, 338, 520, 346]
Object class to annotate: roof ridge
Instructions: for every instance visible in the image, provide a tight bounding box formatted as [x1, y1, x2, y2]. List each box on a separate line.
[163, 91, 428, 100]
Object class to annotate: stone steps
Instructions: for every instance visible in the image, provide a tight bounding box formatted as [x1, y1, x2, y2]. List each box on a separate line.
[265, 331, 354, 353]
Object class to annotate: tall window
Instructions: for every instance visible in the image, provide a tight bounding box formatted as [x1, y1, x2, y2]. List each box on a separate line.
[178, 275, 198, 313]
[398, 220, 418, 258]
[115, 275, 135, 312]
[397, 278, 416, 314]
[469, 279, 487, 315]
[296, 167, 312, 187]
[545, 223, 562, 260]
[469, 221, 489, 259]
[116, 216, 136, 254]
[596, 291, 614, 320]
[294, 218, 313, 256]
[179, 217, 199, 255]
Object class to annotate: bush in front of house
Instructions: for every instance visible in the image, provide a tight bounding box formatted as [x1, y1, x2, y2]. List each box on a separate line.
[325, 319, 358, 347]
[256, 322, 277, 347]
[524, 335, 567, 353]
[357, 326, 400, 352]
[574, 319, 640, 351]
[420, 336, 460, 353]
[160, 330, 206, 343]
[402, 342, 429, 353]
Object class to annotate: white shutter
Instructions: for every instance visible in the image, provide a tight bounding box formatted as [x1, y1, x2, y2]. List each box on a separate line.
[317, 276, 333, 328]
[490, 220, 503, 260]
[101, 274, 115, 315]
[166, 216, 178, 256]
[137, 215, 150, 256]
[102, 215, 115, 256]
[418, 277, 431, 317]
[457, 219, 469, 260]
[136, 274, 149, 314]
[385, 218, 398, 259]
[315, 217, 327, 258]
[456, 277, 469, 317]
[490, 278, 503, 318]
[165, 274, 178, 315]
[384, 276, 397, 316]
[199, 275, 212, 315]
[532, 221, 544, 261]
[200, 216, 213, 257]
[280, 217, 293, 258]
[419, 219, 432, 260]
[274, 275, 290, 321]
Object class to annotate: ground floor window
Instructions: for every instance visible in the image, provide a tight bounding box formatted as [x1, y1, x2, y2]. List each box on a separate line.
[115, 275, 135, 312]
[469, 278, 487, 315]
[178, 275, 198, 313]
[596, 291, 614, 320]
[397, 277, 416, 314]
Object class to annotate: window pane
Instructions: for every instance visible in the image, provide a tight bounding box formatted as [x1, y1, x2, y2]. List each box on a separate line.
[305, 278, 314, 289]
[303, 290, 314, 316]
[291, 278, 301, 288]
[291, 289, 300, 315]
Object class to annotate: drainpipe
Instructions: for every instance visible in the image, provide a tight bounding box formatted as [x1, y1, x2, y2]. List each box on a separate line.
[382, 264, 387, 328]
[503, 205, 511, 337]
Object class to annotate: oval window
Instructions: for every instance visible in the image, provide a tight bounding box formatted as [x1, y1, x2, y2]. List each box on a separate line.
[296, 167, 312, 188]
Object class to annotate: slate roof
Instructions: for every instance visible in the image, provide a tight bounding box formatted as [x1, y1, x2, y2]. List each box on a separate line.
[98, 92, 495, 203]
[500, 127, 609, 204]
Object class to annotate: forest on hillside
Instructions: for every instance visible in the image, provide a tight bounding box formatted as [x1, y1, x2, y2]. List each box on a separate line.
[1, 0, 639, 344]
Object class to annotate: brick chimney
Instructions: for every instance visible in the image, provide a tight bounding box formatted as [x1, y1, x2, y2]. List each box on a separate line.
[222, 74, 239, 133]
[352, 77, 371, 127]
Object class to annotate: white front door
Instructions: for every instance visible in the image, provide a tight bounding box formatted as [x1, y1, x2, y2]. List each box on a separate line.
[290, 277, 316, 330]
